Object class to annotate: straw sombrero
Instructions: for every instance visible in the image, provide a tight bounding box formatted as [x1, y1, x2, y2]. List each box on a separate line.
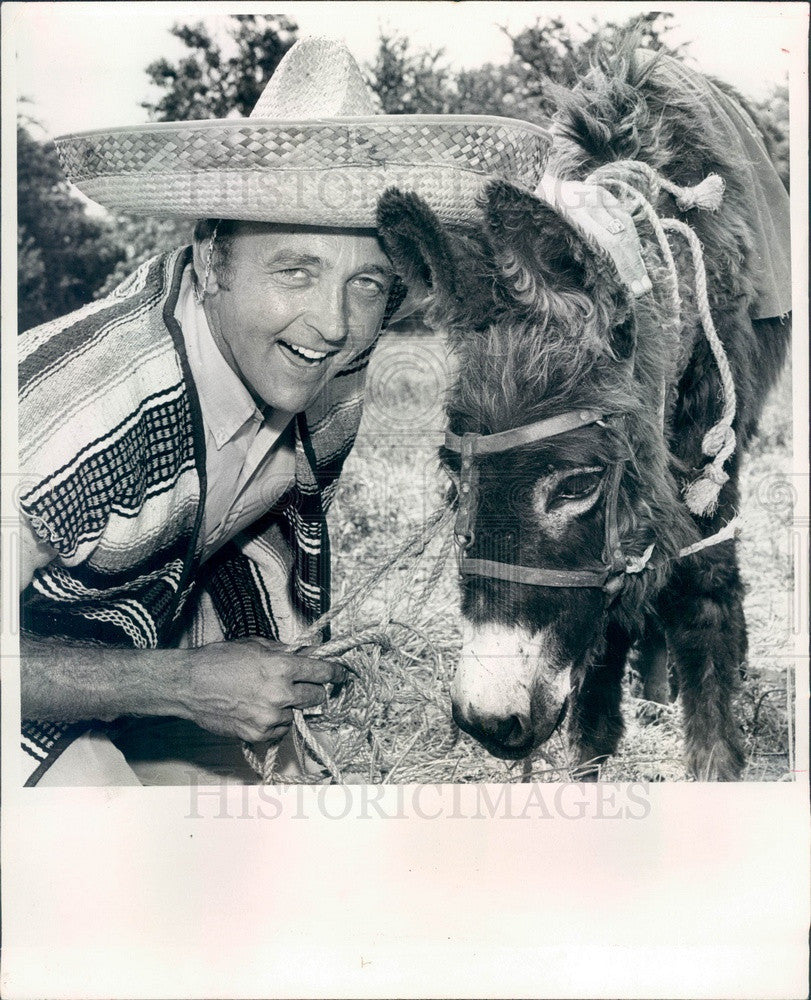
[54, 36, 552, 227]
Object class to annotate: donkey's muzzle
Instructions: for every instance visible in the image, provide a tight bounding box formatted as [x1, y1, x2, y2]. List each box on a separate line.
[452, 703, 534, 759]
[451, 622, 571, 759]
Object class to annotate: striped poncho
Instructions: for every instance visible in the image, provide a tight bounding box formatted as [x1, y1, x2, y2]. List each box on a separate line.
[19, 247, 376, 785]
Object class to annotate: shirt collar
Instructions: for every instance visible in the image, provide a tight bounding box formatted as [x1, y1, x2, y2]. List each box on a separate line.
[178, 266, 263, 449]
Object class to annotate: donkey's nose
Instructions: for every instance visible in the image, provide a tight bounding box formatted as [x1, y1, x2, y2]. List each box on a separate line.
[452, 704, 533, 758]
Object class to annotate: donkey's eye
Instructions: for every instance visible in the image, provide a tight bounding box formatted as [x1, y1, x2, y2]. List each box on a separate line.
[547, 470, 604, 509]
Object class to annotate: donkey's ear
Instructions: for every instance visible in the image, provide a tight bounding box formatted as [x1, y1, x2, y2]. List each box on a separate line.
[483, 179, 609, 291]
[483, 179, 635, 357]
[377, 188, 459, 301]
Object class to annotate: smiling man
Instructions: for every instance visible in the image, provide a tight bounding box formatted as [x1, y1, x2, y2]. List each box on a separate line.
[19, 218, 395, 786]
[193, 222, 395, 413]
[17, 37, 551, 785]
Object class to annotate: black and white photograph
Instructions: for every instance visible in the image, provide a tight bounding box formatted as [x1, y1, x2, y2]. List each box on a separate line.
[1, 2, 808, 997]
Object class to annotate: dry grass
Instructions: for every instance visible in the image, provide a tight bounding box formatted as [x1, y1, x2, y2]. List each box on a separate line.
[306, 331, 796, 783]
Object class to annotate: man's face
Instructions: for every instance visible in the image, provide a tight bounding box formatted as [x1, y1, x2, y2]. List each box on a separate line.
[197, 222, 395, 413]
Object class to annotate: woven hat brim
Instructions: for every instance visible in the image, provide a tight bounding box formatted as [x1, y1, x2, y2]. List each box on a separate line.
[54, 115, 552, 225]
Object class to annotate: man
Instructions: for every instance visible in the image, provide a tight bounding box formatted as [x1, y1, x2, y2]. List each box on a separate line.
[17, 37, 552, 785]
[20, 221, 396, 784]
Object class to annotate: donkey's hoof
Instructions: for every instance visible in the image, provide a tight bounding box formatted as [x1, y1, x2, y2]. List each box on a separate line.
[571, 752, 609, 782]
[686, 742, 745, 781]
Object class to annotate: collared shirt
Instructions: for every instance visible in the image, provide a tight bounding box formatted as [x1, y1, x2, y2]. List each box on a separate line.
[176, 267, 296, 563]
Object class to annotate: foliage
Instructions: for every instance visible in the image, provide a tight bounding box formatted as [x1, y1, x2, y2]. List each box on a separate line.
[324, 338, 794, 782]
[366, 12, 684, 119]
[17, 121, 125, 332]
[367, 33, 454, 114]
[367, 33, 539, 122]
[510, 11, 684, 71]
[141, 14, 298, 120]
[89, 15, 300, 296]
[95, 215, 192, 298]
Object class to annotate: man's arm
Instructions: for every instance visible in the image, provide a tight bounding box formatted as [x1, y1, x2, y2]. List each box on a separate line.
[21, 633, 194, 724]
[19, 518, 343, 744]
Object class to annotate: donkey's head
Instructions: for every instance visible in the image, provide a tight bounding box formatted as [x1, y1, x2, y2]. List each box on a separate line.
[379, 182, 692, 760]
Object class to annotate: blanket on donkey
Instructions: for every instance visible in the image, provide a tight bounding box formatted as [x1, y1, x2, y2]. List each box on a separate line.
[648, 52, 791, 319]
[18, 247, 376, 785]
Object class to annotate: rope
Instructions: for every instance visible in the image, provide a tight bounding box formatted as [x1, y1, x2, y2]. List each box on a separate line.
[589, 159, 725, 214]
[195, 223, 219, 305]
[244, 628, 394, 784]
[585, 167, 683, 433]
[405, 518, 455, 619]
[591, 175, 682, 328]
[587, 161, 738, 517]
[677, 515, 741, 557]
[240, 165, 737, 784]
[661, 218, 738, 516]
[241, 506, 454, 783]
[292, 504, 451, 648]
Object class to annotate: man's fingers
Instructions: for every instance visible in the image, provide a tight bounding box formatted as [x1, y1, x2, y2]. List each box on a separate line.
[288, 681, 329, 710]
[295, 644, 324, 658]
[247, 710, 293, 744]
[295, 645, 356, 674]
[281, 654, 346, 686]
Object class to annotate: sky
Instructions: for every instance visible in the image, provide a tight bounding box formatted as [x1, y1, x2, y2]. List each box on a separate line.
[7, 1, 807, 138]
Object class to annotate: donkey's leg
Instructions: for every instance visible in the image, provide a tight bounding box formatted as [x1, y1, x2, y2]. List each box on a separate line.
[569, 621, 634, 780]
[631, 617, 674, 727]
[658, 542, 747, 780]
[637, 618, 671, 705]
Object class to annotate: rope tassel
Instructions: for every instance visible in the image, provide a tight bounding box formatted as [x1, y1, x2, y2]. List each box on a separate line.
[586, 161, 737, 519]
[661, 217, 738, 516]
[683, 463, 729, 517]
[664, 173, 725, 212]
[588, 161, 725, 214]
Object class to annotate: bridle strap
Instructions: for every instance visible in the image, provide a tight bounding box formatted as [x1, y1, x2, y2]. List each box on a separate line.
[445, 408, 606, 456]
[459, 557, 611, 588]
[446, 405, 627, 592]
[601, 462, 627, 576]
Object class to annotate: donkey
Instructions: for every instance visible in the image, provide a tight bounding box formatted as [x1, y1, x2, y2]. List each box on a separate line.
[377, 48, 790, 780]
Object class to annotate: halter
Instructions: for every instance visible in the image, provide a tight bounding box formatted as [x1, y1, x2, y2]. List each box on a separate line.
[444, 408, 632, 595]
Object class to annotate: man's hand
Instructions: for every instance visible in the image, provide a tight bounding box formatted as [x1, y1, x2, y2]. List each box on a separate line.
[181, 638, 346, 744]
[20, 631, 344, 746]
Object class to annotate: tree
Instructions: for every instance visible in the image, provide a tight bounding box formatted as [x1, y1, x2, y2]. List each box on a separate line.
[365, 13, 685, 121]
[94, 215, 192, 299]
[17, 121, 125, 332]
[21, 10, 788, 329]
[366, 33, 454, 114]
[498, 12, 685, 115]
[142, 14, 298, 121]
[365, 33, 541, 121]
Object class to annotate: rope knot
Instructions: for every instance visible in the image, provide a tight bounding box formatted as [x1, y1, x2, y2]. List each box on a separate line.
[705, 463, 730, 487]
[586, 162, 725, 215]
[587, 160, 662, 206]
[702, 423, 736, 458]
[670, 174, 725, 212]
[684, 463, 730, 516]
